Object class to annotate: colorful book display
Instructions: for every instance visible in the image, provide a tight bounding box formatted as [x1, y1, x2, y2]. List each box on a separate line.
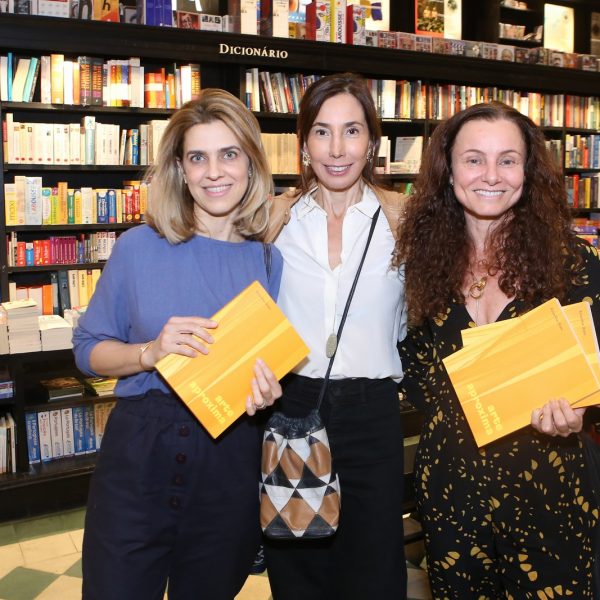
[156, 281, 309, 438]
[444, 299, 600, 446]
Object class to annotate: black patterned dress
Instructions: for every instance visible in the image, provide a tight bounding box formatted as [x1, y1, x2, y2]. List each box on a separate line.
[400, 244, 600, 599]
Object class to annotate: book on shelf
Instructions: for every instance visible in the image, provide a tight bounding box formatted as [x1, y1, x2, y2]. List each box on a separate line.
[391, 136, 423, 174]
[0, 412, 16, 474]
[93, 0, 118, 21]
[444, 299, 600, 447]
[260, 0, 288, 37]
[10, 56, 29, 102]
[82, 376, 117, 397]
[156, 280, 309, 438]
[39, 376, 85, 401]
[227, 0, 258, 34]
[38, 314, 73, 350]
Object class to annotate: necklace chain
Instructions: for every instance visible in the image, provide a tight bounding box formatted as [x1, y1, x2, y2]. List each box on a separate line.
[468, 271, 488, 326]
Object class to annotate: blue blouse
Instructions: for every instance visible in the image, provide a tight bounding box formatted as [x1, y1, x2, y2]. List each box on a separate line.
[73, 224, 283, 398]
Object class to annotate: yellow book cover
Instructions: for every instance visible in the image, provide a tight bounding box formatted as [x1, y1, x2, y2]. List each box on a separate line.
[444, 298, 599, 446]
[4, 183, 18, 226]
[78, 269, 89, 307]
[564, 302, 600, 408]
[156, 281, 309, 438]
[57, 181, 68, 224]
[461, 302, 600, 409]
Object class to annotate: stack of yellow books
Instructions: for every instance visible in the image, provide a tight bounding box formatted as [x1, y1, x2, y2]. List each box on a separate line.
[443, 299, 600, 446]
[156, 281, 309, 439]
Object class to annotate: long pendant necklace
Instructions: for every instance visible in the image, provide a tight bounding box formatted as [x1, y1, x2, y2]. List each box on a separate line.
[468, 273, 488, 326]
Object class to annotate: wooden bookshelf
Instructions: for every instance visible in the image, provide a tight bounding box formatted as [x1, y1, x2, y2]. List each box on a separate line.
[0, 11, 598, 520]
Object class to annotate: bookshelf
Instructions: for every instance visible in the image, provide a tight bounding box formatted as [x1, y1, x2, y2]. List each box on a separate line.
[0, 12, 599, 519]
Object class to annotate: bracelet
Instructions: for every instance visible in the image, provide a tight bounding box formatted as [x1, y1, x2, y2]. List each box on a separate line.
[138, 340, 154, 371]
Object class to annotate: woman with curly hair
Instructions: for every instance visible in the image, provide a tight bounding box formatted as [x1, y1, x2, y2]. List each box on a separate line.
[395, 101, 599, 597]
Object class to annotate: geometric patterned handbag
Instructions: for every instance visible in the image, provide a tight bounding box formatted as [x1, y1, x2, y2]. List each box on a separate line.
[260, 408, 340, 539]
[259, 208, 381, 540]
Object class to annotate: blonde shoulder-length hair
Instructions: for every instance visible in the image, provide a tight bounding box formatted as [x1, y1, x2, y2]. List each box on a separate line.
[145, 88, 273, 244]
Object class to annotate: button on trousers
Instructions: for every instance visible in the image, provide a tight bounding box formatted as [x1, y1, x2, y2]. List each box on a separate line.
[83, 390, 262, 600]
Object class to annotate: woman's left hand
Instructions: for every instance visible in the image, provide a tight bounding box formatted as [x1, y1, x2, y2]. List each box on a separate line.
[531, 398, 586, 437]
[245, 358, 282, 416]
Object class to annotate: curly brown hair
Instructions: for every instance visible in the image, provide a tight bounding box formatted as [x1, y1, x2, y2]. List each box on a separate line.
[393, 101, 582, 325]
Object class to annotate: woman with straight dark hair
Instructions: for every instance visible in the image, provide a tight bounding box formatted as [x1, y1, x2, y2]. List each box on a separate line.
[265, 72, 408, 599]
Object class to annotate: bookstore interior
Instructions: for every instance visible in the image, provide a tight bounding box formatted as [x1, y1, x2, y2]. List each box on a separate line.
[0, 0, 598, 528]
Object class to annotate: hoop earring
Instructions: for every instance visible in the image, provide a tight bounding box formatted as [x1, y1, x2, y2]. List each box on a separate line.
[301, 150, 311, 167]
[366, 146, 373, 162]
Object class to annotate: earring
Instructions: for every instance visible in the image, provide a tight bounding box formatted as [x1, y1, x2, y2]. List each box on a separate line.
[366, 146, 373, 162]
[301, 150, 311, 167]
[248, 166, 253, 179]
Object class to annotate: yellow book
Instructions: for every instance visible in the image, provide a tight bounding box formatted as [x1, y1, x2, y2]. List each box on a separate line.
[78, 269, 89, 307]
[156, 281, 309, 438]
[461, 302, 600, 409]
[4, 183, 18, 226]
[74, 189, 83, 224]
[565, 302, 600, 408]
[57, 181, 68, 224]
[444, 298, 599, 446]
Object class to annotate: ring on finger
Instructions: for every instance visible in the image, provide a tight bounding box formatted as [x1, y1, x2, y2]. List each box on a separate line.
[254, 400, 266, 410]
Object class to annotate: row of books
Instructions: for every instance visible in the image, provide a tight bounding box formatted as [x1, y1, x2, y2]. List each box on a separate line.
[7, 232, 115, 266]
[3, 113, 169, 166]
[0, 299, 64, 352]
[0, 412, 16, 474]
[26, 401, 116, 465]
[2, 0, 599, 76]
[0, 53, 201, 109]
[241, 70, 600, 130]
[566, 173, 600, 210]
[545, 139, 564, 167]
[0, 366, 14, 399]
[572, 222, 600, 248]
[7, 269, 102, 317]
[4, 178, 148, 225]
[564, 135, 600, 170]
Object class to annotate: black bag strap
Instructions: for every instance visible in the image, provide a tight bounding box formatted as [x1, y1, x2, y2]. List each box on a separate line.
[316, 206, 381, 410]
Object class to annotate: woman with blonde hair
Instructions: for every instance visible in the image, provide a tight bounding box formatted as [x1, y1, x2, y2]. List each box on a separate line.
[73, 88, 283, 600]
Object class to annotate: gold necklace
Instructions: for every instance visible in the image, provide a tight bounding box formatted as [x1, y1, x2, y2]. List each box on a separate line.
[468, 275, 488, 299]
[468, 272, 488, 326]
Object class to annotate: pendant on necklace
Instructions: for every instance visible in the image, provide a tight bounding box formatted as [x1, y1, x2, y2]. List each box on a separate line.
[325, 333, 338, 358]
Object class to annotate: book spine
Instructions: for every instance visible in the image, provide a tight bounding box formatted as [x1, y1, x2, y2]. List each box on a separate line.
[83, 404, 96, 453]
[72, 405, 86, 455]
[37, 410, 52, 462]
[49, 408, 64, 458]
[61, 407, 75, 456]
[25, 411, 41, 464]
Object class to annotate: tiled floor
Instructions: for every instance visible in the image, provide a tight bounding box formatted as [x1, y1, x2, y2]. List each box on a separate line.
[0, 508, 432, 599]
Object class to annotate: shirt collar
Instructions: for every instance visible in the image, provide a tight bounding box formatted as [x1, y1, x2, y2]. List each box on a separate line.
[296, 185, 380, 220]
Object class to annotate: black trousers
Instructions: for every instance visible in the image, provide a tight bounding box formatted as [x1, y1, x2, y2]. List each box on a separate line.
[82, 391, 262, 600]
[264, 375, 407, 600]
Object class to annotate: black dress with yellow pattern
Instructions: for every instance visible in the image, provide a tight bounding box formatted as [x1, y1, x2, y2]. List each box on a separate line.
[400, 244, 600, 599]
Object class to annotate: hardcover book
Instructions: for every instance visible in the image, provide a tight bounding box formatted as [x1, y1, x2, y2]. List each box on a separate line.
[39, 376, 84, 400]
[447, 299, 600, 446]
[156, 281, 309, 438]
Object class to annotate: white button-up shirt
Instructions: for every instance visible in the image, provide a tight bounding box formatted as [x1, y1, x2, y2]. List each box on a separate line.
[275, 186, 406, 381]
